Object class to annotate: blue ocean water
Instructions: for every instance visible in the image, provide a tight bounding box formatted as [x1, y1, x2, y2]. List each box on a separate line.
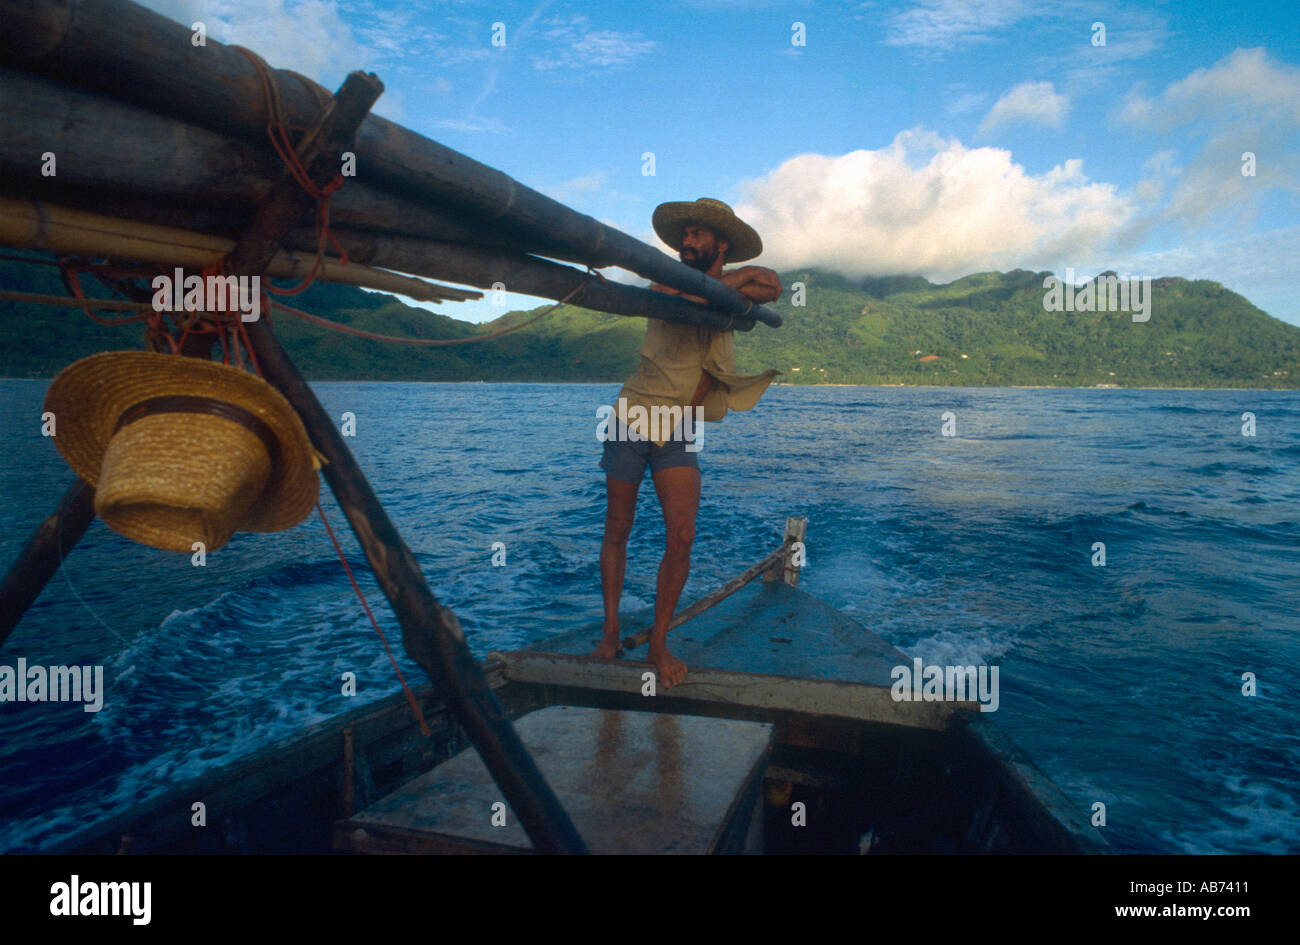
[1, 380, 1297, 854]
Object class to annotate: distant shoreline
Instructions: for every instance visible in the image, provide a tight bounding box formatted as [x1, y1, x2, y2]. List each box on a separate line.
[4, 374, 1297, 392]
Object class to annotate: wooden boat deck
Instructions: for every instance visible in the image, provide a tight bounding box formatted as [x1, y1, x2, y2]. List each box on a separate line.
[335, 706, 772, 854]
[491, 577, 1107, 855]
[491, 579, 968, 730]
[528, 578, 904, 684]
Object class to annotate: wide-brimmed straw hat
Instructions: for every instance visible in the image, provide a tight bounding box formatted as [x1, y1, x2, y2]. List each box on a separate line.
[44, 351, 323, 553]
[652, 197, 763, 263]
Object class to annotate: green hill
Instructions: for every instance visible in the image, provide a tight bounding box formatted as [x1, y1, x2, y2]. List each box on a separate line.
[2, 256, 1297, 388]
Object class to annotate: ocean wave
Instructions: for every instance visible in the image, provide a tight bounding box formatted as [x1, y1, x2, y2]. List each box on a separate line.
[1189, 461, 1280, 476]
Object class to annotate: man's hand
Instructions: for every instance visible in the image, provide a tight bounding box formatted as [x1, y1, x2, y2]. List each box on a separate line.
[719, 266, 782, 304]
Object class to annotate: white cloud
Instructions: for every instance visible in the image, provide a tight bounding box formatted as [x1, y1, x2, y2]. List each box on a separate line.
[1118, 48, 1300, 229]
[1121, 47, 1300, 129]
[980, 81, 1069, 133]
[1111, 226, 1300, 290]
[435, 116, 508, 134]
[883, 0, 1032, 51]
[139, 0, 365, 87]
[1095, 225, 1300, 324]
[1133, 149, 1179, 205]
[540, 171, 610, 203]
[530, 14, 656, 72]
[944, 86, 987, 116]
[732, 128, 1133, 282]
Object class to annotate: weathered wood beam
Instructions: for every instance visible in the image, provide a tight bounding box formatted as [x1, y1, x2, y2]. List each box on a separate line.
[0, 480, 96, 647]
[218, 69, 384, 281]
[488, 651, 970, 730]
[762, 516, 807, 586]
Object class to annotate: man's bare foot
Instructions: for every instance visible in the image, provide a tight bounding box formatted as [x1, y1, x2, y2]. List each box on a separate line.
[648, 643, 687, 688]
[590, 631, 620, 660]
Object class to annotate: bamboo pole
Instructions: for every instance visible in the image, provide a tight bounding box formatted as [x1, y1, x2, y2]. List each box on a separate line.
[291, 227, 761, 332]
[0, 65, 782, 326]
[0, 194, 760, 331]
[621, 542, 792, 652]
[0, 66, 537, 253]
[0, 0, 783, 325]
[0, 480, 96, 648]
[0, 196, 480, 303]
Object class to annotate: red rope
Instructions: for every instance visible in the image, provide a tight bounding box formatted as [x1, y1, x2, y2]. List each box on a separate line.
[223, 283, 428, 734]
[316, 499, 432, 737]
[231, 44, 348, 297]
[58, 260, 182, 354]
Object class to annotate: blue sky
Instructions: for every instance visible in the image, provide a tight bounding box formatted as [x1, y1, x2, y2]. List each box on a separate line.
[148, 1, 1300, 325]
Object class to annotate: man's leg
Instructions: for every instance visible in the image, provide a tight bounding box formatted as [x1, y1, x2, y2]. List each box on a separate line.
[646, 464, 700, 688]
[592, 475, 639, 658]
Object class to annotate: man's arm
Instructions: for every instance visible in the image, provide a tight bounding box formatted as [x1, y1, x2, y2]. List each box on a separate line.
[650, 266, 782, 306]
[719, 266, 782, 304]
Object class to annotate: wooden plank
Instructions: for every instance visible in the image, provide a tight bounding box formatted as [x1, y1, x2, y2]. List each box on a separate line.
[488, 651, 967, 730]
[532, 580, 912, 690]
[336, 706, 773, 855]
[779, 516, 807, 586]
[965, 714, 1112, 854]
[44, 686, 449, 853]
[216, 68, 381, 282]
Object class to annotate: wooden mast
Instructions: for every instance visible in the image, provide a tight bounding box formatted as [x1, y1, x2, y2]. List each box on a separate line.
[213, 68, 588, 854]
[0, 482, 95, 646]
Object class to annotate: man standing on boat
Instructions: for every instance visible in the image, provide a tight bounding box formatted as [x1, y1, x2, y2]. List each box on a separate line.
[594, 198, 782, 688]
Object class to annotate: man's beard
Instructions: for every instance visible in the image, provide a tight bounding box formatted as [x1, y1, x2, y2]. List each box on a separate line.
[680, 245, 718, 272]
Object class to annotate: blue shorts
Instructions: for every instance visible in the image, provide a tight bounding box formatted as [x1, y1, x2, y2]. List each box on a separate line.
[599, 417, 700, 485]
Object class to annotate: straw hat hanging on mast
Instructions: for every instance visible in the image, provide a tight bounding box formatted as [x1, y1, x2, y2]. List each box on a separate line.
[44, 351, 325, 553]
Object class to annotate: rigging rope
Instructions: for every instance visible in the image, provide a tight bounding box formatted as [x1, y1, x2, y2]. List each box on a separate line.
[231, 44, 348, 295]
[316, 499, 432, 737]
